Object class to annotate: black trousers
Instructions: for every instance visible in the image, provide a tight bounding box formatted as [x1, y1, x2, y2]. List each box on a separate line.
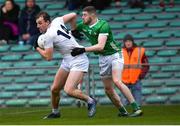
[0, 24, 18, 41]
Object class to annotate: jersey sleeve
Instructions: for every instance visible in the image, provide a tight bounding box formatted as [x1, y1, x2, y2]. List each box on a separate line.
[51, 17, 64, 27]
[99, 22, 110, 35]
[59, 17, 64, 24]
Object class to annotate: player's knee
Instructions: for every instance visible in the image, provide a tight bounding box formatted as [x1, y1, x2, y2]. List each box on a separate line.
[113, 79, 124, 87]
[112, 78, 120, 85]
[104, 87, 113, 95]
[64, 88, 71, 95]
[64, 86, 73, 96]
[51, 86, 60, 94]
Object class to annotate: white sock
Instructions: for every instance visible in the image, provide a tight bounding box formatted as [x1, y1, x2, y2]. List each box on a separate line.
[52, 108, 59, 114]
[87, 96, 94, 104]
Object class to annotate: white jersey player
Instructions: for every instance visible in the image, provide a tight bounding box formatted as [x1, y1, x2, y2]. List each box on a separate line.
[35, 11, 96, 119]
[42, 17, 81, 56]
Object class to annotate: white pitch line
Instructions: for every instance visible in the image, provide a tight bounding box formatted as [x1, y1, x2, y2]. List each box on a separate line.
[0, 109, 48, 116]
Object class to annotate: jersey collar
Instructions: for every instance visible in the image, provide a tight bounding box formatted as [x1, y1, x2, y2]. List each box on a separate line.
[89, 19, 99, 28]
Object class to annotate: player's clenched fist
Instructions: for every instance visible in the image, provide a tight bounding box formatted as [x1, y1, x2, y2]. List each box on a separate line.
[71, 30, 84, 40]
[71, 47, 85, 56]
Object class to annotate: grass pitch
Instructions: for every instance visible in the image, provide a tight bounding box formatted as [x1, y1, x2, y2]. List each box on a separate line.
[0, 105, 180, 125]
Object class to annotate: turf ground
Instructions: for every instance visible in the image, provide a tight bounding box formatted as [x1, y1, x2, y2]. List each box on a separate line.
[0, 105, 180, 125]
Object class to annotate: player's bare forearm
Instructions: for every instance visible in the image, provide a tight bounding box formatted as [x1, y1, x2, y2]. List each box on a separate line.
[69, 14, 77, 30]
[85, 44, 104, 52]
[62, 12, 77, 30]
[85, 36, 107, 52]
[36, 47, 53, 61]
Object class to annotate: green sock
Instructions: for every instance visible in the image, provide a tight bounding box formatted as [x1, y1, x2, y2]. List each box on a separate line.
[131, 102, 140, 111]
[119, 106, 128, 114]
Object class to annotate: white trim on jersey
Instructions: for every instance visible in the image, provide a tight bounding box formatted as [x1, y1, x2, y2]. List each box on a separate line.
[89, 19, 99, 28]
[99, 33, 109, 36]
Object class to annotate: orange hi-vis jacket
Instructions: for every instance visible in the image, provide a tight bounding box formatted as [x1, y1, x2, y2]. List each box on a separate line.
[122, 47, 145, 84]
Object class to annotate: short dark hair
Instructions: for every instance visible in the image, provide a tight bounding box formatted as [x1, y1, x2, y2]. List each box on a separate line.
[123, 34, 134, 43]
[83, 6, 96, 14]
[123, 34, 137, 47]
[36, 11, 51, 22]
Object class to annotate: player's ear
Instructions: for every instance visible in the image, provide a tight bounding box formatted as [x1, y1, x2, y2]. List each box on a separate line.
[46, 20, 50, 26]
[89, 11, 96, 17]
[90, 13, 95, 16]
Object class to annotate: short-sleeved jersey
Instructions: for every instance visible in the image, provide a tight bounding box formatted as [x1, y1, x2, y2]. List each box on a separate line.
[77, 19, 121, 55]
[43, 17, 82, 57]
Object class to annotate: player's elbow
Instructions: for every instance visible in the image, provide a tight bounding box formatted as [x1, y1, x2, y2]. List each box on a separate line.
[97, 46, 104, 51]
[45, 55, 52, 61]
[44, 52, 53, 61]
[46, 58, 52, 61]
[71, 12, 77, 17]
[46, 56, 52, 61]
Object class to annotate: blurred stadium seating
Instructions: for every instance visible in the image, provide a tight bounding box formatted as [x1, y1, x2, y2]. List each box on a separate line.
[0, 0, 180, 107]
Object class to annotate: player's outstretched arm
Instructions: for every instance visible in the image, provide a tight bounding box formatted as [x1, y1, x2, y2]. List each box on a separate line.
[85, 35, 107, 52]
[71, 35, 107, 57]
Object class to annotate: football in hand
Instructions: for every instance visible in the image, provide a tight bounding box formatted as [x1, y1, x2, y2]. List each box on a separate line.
[37, 34, 45, 49]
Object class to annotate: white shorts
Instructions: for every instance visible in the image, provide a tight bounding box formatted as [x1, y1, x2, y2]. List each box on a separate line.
[60, 53, 89, 72]
[99, 52, 124, 77]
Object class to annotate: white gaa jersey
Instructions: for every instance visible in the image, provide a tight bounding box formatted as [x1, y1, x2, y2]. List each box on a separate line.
[43, 17, 82, 57]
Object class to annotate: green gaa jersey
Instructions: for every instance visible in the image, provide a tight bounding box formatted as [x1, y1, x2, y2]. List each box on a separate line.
[77, 19, 121, 55]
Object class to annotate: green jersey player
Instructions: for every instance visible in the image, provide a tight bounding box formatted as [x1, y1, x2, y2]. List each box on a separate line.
[76, 19, 121, 56]
[71, 6, 142, 117]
